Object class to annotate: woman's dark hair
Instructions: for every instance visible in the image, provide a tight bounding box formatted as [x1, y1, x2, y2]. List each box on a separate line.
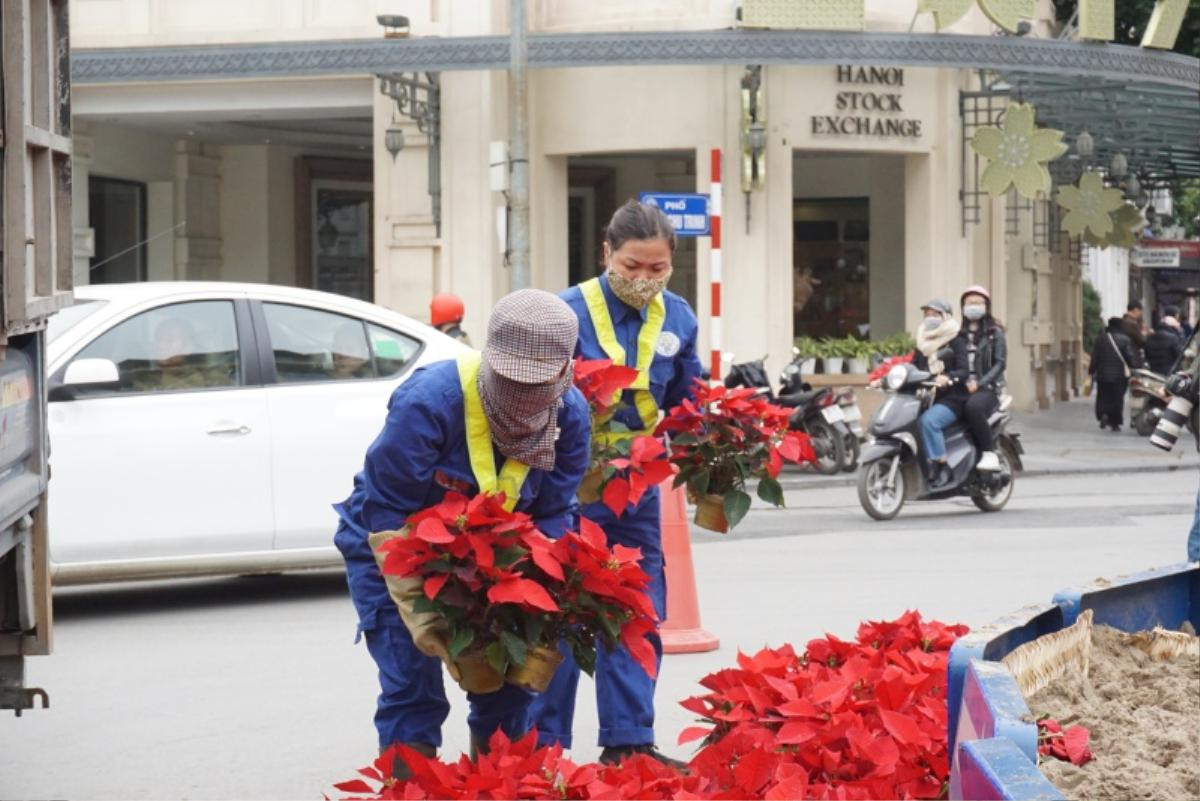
[604, 199, 677, 253]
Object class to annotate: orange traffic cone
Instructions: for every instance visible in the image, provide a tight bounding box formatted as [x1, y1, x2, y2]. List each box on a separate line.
[659, 480, 719, 654]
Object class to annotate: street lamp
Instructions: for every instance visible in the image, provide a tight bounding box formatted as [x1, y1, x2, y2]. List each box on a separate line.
[1125, 174, 1141, 199]
[377, 15, 410, 38]
[1074, 130, 1094, 159]
[384, 125, 405, 160]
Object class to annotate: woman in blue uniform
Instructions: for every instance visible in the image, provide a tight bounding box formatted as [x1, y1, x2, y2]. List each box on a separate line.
[333, 290, 590, 764]
[531, 200, 703, 768]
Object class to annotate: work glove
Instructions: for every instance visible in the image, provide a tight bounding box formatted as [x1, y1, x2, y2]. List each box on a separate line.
[367, 529, 462, 683]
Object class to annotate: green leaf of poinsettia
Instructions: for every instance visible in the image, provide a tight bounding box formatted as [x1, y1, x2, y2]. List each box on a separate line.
[692, 470, 711, 498]
[500, 631, 527, 667]
[485, 640, 507, 674]
[448, 627, 475, 660]
[523, 616, 545, 647]
[723, 490, 753, 530]
[756, 476, 785, 508]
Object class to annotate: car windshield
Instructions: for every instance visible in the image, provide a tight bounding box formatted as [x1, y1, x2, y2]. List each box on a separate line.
[47, 300, 105, 343]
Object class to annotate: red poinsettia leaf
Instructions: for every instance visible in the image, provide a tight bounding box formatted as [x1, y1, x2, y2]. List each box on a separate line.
[640, 459, 677, 486]
[602, 477, 631, 516]
[423, 573, 449, 600]
[776, 720, 819, 745]
[677, 726, 712, 745]
[1063, 726, 1092, 765]
[487, 578, 561, 612]
[767, 446, 783, 478]
[878, 708, 924, 747]
[530, 545, 565, 581]
[630, 436, 666, 463]
[621, 619, 659, 679]
[333, 780, 375, 793]
[414, 517, 456, 544]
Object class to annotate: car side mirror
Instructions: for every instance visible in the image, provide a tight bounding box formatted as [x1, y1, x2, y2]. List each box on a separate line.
[52, 358, 121, 400]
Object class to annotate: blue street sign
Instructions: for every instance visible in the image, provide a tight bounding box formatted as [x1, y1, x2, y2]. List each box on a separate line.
[638, 192, 710, 237]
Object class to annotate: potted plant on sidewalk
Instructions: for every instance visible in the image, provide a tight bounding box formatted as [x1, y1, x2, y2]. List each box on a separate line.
[822, 338, 847, 375]
[846, 338, 870, 375]
[657, 382, 817, 532]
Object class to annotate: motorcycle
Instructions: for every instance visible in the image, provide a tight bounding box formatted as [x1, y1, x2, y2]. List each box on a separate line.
[724, 357, 850, 475]
[779, 353, 864, 472]
[1129, 368, 1170, 437]
[857, 359, 1024, 520]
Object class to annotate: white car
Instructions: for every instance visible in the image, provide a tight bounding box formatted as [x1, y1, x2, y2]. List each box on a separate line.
[46, 282, 469, 585]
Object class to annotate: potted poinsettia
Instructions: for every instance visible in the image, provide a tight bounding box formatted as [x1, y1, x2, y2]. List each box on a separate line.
[657, 382, 816, 533]
[571, 358, 640, 503]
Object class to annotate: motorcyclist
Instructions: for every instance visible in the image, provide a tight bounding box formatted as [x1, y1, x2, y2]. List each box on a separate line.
[1145, 315, 1184, 376]
[919, 286, 1007, 485]
[430, 293, 472, 346]
[913, 299, 960, 487]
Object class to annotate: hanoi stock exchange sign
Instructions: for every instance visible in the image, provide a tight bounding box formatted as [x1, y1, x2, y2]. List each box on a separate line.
[638, 192, 710, 237]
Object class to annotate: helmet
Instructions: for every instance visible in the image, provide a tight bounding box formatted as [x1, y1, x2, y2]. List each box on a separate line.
[430, 293, 465, 327]
[961, 285, 991, 305]
[920, 298, 953, 315]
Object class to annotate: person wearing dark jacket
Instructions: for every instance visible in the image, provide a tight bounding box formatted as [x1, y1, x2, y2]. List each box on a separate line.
[1120, 301, 1147, 368]
[919, 286, 1007, 485]
[1145, 317, 1184, 375]
[1089, 317, 1138, 431]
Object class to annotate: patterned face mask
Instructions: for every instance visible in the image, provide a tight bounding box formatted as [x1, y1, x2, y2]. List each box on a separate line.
[606, 265, 672, 309]
[478, 289, 579, 472]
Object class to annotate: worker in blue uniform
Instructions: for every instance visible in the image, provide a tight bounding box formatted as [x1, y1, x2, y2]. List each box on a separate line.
[530, 199, 704, 768]
[333, 289, 590, 766]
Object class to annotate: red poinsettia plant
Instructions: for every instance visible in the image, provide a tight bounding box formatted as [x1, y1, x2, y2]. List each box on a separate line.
[334, 612, 972, 801]
[377, 492, 659, 681]
[573, 357, 675, 516]
[656, 381, 816, 530]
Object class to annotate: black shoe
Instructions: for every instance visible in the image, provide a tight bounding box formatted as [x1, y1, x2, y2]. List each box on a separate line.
[387, 742, 436, 779]
[931, 462, 953, 489]
[1111, 425, 1122, 433]
[599, 744, 690, 772]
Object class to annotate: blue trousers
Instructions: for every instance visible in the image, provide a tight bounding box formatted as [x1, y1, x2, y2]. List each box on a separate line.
[918, 403, 959, 462]
[1188, 490, 1200, 563]
[529, 487, 666, 749]
[334, 520, 534, 750]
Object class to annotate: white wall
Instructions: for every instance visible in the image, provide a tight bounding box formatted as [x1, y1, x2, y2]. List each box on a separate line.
[1084, 246, 1129, 322]
[219, 146, 271, 284]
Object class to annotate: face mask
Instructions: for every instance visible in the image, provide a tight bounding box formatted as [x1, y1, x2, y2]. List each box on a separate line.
[922, 316, 943, 331]
[606, 266, 671, 309]
[963, 304, 987, 321]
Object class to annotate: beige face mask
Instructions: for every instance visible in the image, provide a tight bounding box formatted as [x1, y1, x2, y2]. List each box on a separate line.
[606, 265, 672, 309]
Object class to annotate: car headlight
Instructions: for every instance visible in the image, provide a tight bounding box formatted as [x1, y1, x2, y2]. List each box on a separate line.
[886, 365, 908, 391]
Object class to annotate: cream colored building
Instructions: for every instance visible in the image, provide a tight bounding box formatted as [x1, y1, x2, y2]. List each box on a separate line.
[73, 0, 1182, 412]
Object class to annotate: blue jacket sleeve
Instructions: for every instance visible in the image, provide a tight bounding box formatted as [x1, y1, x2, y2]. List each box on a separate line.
[359, 381, 450, 534]
[663, 302, 704, 411]
[529, 387, 591, 536]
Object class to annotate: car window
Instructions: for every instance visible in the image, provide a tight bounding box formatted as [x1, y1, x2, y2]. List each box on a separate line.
[47, 300, 105, 343]
[68, 301, 240, 396]
[263, 303, 376, 383]
[367, 323, 422, 378]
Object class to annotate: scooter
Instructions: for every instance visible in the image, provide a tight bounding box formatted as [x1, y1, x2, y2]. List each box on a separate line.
[856, 359, 1024, 520]
[1130, 369, 1170, 437]
[779, 353, 864, 472]
[724, 357, 849, 476]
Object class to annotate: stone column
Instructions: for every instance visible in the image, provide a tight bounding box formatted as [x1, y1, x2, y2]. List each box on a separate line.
[174, 141, 222, 280]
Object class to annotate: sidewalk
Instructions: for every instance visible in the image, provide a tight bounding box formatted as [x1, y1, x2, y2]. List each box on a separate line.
[782, 396, 1199, 487]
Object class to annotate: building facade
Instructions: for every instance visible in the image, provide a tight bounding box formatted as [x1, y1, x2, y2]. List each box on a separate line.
[71, 0, 1120, 411]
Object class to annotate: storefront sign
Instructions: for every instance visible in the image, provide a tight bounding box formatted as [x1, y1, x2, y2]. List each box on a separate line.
[1131, 247, 1181, 268]
[811, 66, 923, 139]
[638, 192, 710, 236]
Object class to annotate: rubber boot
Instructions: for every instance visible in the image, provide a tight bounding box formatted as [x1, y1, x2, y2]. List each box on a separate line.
[599, 744, 690, 773]
[386, 741, 436, 780]
[468, 732, 490, 761]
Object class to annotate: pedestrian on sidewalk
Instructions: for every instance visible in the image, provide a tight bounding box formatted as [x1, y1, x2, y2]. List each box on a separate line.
[1145, 314, 1184, 376]
[1090, 317, 1138, 432]
[333, 290, 590, 768]
[1120, 301, 1147, 367]
[912, 298, 961, 488]
[530, 199, 703, 770]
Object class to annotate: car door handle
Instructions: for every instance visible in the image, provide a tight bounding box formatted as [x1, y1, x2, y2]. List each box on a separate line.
[207, 423, 252, 436]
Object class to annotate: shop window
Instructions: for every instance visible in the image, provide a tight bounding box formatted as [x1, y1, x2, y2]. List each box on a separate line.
[793, 198, 870, 340]
[89, 176, 147, 284]
[313, 183, 373, 302]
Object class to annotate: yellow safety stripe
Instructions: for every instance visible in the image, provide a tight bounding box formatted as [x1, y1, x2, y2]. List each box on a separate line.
[579, 277, 666, 434]
[455, 352, 530, 512]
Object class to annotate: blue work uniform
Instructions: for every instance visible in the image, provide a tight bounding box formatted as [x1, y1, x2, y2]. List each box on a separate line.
[530, 274, 703, 749]
[333, 359, 591, 750]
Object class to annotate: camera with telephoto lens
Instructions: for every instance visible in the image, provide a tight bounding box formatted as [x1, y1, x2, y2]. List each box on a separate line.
[1150, 370, 1196, 452]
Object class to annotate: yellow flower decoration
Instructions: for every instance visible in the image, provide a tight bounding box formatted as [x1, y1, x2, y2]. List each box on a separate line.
[919, 0, 974, 30]
[971, 103, 1067, 199]
[977, 0, 1036, 34]
[1057, 170, 1125, 240]
[1085, 202, 1143, 249]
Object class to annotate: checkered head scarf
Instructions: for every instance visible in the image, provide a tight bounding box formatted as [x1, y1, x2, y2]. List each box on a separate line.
[478, 289, 579, 471]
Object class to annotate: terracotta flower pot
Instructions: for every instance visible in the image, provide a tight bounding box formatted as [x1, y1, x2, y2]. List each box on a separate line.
[505, 645, 565, 693]
[453, 649, 506, 694]
[693, 493, 730, 533]
[577, 467, 605, 504]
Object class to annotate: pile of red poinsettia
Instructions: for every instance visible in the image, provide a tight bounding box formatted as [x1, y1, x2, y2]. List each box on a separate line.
[334, 612, 969, 800]
[868, 353, 914, 385]
[1036, 717, 1093, 766]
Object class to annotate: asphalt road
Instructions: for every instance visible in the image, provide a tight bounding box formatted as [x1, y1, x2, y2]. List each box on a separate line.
[2, 470, 1195, 800]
